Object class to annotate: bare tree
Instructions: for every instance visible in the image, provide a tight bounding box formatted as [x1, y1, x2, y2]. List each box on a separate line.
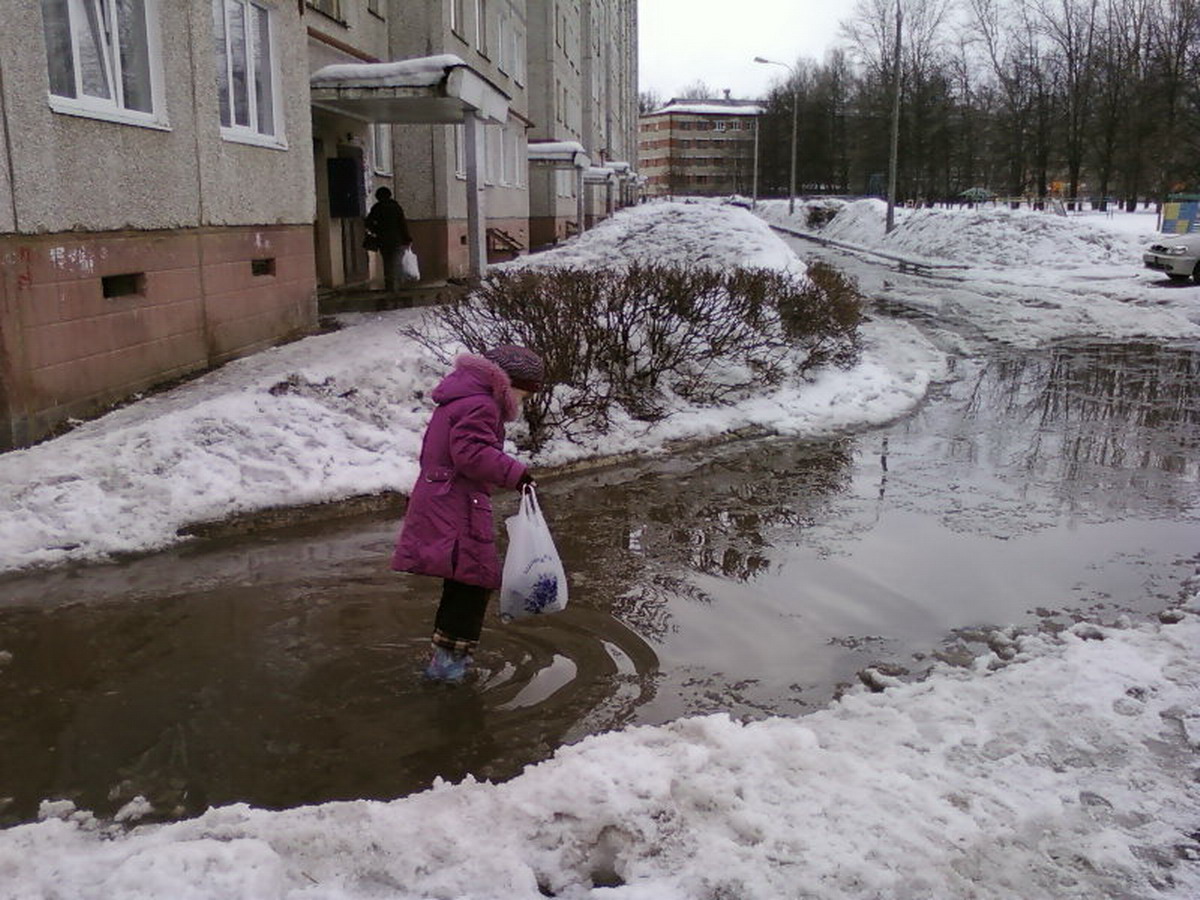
[676, 79, 715, 100]
[1030, 0, 1102, 204]
[1149, 0, 1200, 194]
[638, 89, 663, 114]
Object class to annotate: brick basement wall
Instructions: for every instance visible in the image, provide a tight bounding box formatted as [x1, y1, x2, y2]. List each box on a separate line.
[0, 225, 316, 449]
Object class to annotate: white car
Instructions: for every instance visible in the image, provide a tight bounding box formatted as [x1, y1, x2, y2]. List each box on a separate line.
[1143, 232, 1200, 282]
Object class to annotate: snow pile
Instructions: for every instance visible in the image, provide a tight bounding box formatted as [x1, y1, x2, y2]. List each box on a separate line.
[510, 200, 806, 277]
[3, 614, 1196, 899]
[756, 197, 1200, 347]
[0, 315, 437, 569]
[762, 197, 1157, 268]
[883, 205, 1149, 267]
[812, 197, 889, 245]
[0, 202, 940, 574]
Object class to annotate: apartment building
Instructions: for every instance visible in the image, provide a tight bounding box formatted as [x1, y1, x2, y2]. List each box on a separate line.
[526, 0, 638, 247]
[0, 0, 316, 450]
[311, 0, 637, 276]
[639, 97, 762, 199]
[308, 0, 530, 284]
[0, 1, 637, 449]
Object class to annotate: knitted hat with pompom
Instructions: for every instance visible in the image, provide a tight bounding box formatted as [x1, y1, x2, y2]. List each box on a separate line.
[483, 345, 545, 393]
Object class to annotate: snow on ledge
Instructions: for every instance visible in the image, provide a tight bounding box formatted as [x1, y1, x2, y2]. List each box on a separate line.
[528, 141, 587, 159]
[310, 54, 465, 88]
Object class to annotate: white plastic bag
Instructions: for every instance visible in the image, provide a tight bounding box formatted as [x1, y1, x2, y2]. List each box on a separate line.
[401, 247, 420, 282]
[500, 487, 568, 621]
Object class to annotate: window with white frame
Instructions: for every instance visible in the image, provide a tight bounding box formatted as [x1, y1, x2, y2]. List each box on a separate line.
[212, 0, 280, 144]
[512, 24, 525, 85]
[475, 0, 488, 55]
[556, 168, 574, 199]
[484, 123, 500, 185]
[497, 13, 508, 73]
[307, 0, 341, 19]
[503, 124, 521, 187]
[372, 123, 393, 175]
[450, 0, 464, 34]
[453, 124, 466, 178]
[41, 0, 165, 126]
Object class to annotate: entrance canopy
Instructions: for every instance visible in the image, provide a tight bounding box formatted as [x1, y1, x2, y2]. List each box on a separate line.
[310, 54, 509, 124]
[583, 166, 617, 185]
[310, 54, 510, 277]
[527, 141, 590, 170]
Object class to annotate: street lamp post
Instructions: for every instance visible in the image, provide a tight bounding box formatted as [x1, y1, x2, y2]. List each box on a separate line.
[754, 56, 798, 215]
[886, 1, 902, 234]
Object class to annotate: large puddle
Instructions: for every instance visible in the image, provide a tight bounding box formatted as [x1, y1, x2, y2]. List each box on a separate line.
[0, 341, 1197, 826]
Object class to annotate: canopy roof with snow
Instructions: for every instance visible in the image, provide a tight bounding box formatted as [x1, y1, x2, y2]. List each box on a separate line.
[310, 54, 509, 124]
[583, 166, 617, 184]
[527, 140, 590, 169]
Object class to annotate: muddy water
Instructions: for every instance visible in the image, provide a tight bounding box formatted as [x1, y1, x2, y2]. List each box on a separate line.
[0, 342, 1197, 826]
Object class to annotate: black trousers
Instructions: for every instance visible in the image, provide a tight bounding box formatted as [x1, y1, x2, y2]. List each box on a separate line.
[431, 579, 491, 654]
[379, 244, 403, 292]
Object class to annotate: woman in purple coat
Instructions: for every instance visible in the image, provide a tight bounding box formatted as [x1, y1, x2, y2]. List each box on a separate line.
[393, 346, 544, 682]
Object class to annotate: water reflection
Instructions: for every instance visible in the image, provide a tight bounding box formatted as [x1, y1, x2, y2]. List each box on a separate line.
[908, 343, 1199, 532]
[550, 441, 854, 644]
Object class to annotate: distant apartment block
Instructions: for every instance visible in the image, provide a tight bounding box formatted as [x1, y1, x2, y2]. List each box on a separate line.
[639, 96, 762, 199]
[0, 1, 638, 449]
[527, 0, 638, 246]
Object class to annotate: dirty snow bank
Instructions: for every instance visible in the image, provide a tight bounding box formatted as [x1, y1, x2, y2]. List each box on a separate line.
[757, 197, 1200, 347]
[4, 613, 1197, 899]
[759, 197, 1160, 267]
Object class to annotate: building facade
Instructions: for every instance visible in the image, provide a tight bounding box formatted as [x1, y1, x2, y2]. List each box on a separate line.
[0, 1, 637, 449]
[0, 0, 317, 450]
[526, 0, 638, 248]
[639, 97, 762, 199]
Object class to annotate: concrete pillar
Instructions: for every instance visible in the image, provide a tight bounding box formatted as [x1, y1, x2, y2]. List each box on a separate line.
[464, 113, 487, 276]
[576, 168, 586, 233]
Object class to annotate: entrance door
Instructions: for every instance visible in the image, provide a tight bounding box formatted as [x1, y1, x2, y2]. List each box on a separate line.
[328, 146, 369, 286]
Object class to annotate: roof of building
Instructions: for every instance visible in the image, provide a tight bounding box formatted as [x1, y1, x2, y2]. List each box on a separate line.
[644, 98, 764, 117]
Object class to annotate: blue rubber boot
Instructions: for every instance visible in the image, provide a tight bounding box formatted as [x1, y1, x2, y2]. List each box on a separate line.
[424, 646, 472, 683]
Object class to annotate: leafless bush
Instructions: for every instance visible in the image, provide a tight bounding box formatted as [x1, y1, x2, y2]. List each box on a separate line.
[805, 204, 841, 229]
[401, 263, 862, 452]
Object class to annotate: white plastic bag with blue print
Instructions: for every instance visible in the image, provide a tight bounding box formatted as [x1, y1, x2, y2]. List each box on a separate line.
[500, 486, 568, 621]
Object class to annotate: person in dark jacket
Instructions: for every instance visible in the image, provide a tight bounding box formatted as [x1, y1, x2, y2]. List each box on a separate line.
[392, 346, 545, 682]
[364, 186, 413, 292]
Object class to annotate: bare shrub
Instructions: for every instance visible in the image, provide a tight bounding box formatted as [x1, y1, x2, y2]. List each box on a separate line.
[401, 263, 862, 452]
[805, 204, 841, 229]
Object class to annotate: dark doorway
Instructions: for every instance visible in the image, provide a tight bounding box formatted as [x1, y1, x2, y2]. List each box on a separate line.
[328, 146, 369, 285]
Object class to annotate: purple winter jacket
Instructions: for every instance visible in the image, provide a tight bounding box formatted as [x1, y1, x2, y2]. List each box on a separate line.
[391, 355, 529, 589]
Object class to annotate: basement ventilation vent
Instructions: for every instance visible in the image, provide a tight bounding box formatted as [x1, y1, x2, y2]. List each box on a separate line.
[102, 273, 145, 299]
[251, 258, 276, 277]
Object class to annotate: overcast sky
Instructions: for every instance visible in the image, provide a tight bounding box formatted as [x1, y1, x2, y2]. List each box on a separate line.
[637, 1, 847, 102]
